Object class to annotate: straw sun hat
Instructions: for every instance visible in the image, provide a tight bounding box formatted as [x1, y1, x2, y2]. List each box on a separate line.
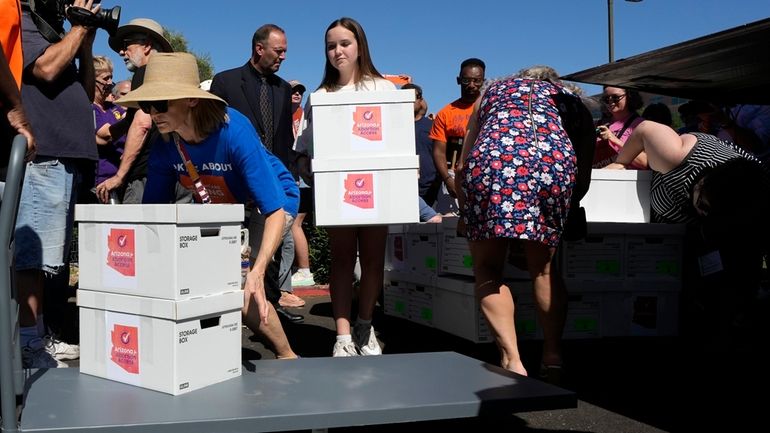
[117, 52, 226, 109]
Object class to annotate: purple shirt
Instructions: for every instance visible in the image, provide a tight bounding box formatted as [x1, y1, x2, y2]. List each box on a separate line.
[93, 102, 126, 185]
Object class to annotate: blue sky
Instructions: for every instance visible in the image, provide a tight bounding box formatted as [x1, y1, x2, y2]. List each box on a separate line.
[93, 0, 770, 112]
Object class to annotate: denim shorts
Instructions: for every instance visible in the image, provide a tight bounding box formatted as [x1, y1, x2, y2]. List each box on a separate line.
[14, 158, 79, 274]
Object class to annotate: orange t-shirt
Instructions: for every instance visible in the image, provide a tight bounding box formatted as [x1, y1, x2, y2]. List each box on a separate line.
[1, 0, 23, 89]
[428, 99, 475, 143]
[428, 99, 475, 165]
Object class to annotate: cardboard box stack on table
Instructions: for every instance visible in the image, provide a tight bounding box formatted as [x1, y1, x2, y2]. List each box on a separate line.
[75, 204, 245, 395]
[383, 169, 684, 342]
[309, 90, 420, 226]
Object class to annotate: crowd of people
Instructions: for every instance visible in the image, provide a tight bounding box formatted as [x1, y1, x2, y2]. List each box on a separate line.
[2, 0, 769, 381]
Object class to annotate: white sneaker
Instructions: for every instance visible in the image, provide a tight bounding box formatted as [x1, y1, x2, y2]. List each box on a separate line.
[353, 325, 382, 356]
[43, 335, 80, 360]
[332, 340, 359, 357]
[22, 346, 68, 369]
[291, 269, 315, 287]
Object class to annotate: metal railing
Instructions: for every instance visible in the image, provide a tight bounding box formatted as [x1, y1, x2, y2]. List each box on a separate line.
[0, 135, 28, 433]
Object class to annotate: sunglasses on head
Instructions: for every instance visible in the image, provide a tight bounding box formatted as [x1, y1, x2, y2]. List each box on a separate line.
[138, 100, 169, 114]
[601, 94, 626, 104]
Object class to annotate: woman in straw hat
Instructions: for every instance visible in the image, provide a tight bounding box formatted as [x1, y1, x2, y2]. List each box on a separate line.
[117, 52, 300, 359]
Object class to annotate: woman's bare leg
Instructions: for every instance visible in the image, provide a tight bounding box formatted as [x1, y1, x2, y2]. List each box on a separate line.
[523, 241, 564, 367]
[291, 213, 311, 269]
[328, 227, 358, 336]
[356, 226, 388, 321]
[469, 238, 527, 375]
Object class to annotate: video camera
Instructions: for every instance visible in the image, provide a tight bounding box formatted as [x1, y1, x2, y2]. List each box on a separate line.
[22, 0, 121, 39]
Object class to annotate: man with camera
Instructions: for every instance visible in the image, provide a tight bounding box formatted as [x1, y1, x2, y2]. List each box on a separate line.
[16, 0, 109, 368]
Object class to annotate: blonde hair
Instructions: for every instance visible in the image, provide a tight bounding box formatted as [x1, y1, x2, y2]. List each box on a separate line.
[93, 56, 113, 74]
[516, 65, 560, 81]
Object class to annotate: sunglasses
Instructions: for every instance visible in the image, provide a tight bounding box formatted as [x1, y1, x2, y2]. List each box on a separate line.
[138, 100, 169, 114]
[122, 38, 147, 51]
[601, 94, 626, 104]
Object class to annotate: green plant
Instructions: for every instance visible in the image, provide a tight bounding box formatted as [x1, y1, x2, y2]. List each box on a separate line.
[305, 222, 330, 284]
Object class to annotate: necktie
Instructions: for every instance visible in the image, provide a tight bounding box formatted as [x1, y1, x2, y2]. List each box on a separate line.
[259, 76, 273, 150]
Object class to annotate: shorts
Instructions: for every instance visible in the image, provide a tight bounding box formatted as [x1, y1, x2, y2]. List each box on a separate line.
[14, 158, 79, 274]
[298, 186, 314, 214]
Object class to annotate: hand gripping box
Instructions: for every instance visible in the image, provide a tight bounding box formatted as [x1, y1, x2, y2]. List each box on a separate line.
[581, 169, 652, 223]
[78, 289, 243, 395]
[76, 204, 243, 300]
[312, 155, 419, 226]
[308, 90, 416, 159]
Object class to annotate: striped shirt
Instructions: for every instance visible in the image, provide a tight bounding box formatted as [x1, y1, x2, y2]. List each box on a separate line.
[651, 133, 759, 223]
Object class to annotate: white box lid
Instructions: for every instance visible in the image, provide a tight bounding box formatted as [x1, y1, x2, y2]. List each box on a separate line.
[591, 169, 652, 181]
[75, 204, 245, 224]
[309, 89, 415, 106]
[77, 289, 244, 320]
[312, 155, 418, 172]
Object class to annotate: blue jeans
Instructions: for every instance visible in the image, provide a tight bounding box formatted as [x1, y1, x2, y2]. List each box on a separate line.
[14, 158, 79, 274]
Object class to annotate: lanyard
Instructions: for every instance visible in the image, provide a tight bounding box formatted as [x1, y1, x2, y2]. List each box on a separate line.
[173, 133, 211, 204]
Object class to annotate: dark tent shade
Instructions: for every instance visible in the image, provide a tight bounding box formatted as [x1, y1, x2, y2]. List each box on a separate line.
[562, 17, 770, 105]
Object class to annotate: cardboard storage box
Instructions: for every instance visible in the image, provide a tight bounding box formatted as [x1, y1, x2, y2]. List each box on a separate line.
[76, 204, 243, 300]
[563, 293, 602, 339]
[562, 233, 625, 280]
[312, 156, 419, 226]
[384, 270, 435, 326]
[602, 281, 680, 337]
[385, 224, 409, 272]
[581, 170, 652, 223]
[78, 289, 243, 395]
[406, 223, 443, 277]
[309, 90, 416, 159]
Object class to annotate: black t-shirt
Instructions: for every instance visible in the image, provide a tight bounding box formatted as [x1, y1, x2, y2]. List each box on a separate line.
[19, 12, 97, 160]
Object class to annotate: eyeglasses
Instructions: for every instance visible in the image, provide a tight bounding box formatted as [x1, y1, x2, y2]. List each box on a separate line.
[459, 77, 483, 86]
[122, 38, 146, 51]
[601, 94, 626, 104]
[138, 100, 169, 114]
[291, 90, 304, 95]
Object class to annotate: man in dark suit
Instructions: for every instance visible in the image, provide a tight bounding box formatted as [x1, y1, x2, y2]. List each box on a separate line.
[210, 24, 306, 330]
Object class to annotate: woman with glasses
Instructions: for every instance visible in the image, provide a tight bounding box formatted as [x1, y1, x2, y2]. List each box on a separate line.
[117, 52, 301, 360]
[593, 86, 647, 169]
[91, 55, 126, 203]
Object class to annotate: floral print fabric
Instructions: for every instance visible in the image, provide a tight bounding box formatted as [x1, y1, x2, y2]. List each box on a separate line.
[461, 78, 577, 247]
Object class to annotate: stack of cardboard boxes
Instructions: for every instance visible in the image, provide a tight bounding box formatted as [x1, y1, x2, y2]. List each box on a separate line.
[308, 90, 420, 226]
[384, 170, 684, 343]
[75, 204, 244, 395]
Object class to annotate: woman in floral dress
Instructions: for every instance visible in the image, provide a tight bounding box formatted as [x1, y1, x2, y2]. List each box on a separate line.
[457, 66, 576, 376]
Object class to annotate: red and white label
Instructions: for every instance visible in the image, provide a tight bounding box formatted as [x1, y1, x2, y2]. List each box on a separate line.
[106, 228, 135, 277]
[110, 324, 139, 374]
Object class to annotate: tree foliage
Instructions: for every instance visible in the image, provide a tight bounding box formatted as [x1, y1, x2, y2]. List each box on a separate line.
[163, 29, 214, 81]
